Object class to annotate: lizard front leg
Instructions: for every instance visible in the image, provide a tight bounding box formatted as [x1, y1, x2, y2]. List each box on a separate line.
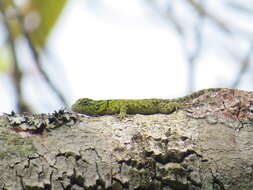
[118, 103, 128, 119]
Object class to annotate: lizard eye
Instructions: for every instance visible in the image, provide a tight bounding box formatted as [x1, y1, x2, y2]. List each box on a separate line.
[79, 98, 92, 105]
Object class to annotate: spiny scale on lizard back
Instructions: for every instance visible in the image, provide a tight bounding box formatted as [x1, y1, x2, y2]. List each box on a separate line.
[168, 88, 224, 103]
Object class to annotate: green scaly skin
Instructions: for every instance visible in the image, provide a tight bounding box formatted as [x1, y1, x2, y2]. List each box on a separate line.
[71, 88, 223, 118]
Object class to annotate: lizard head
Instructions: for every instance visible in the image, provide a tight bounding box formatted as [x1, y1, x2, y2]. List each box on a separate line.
[71, 98, 107, 116]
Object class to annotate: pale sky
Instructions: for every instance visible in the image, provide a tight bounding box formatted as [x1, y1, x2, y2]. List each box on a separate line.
[52, 1, 234, 101]
[54, 1, 188, 99]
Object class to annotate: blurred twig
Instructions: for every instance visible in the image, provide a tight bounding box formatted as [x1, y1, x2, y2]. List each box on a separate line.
[11, 1, 68, 107]
[186, 0, 231, 34]
[147, 0, 253, 90]
[186, 15, 204, 92]
[186, 0, 253, 41]
[230, 43, 253, 88]
[0, 1, 31, 113]
[227, 1, 253, 15]
[146, 0, 204, 92]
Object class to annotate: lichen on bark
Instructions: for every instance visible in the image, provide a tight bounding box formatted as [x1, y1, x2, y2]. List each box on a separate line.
[0, 129, 36, 159]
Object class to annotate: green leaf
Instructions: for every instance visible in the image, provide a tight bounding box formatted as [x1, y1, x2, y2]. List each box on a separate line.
[23, 0, 68, 48]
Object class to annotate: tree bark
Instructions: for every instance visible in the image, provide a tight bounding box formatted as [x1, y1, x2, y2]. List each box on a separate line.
[0, 89, 253, 190]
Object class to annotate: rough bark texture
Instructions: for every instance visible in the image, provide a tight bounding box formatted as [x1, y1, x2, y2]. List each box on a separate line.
[0, 89, 253, 190]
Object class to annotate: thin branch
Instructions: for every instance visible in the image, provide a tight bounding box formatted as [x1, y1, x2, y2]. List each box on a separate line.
[227, 1, 253, 15]
[186, 16, 204, 92]
[164, 2, 204, 92]
[186, 0, 231, 34]
[146, 0, 205, 92]
[230, 43, 253, 88]
[0, 1, 31, 113]
[24, 32, 68, 107]
[187, 0, 253, 42]
[11, 1, 68, 106]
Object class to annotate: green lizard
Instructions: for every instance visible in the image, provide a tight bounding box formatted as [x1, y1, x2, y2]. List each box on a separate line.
[71, 88, 223, 118]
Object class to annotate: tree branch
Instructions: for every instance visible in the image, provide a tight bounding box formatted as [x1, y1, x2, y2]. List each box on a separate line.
[0, 1, 31, 113]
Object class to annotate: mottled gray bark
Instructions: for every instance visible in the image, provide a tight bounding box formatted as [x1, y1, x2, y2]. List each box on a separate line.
[0, 89, 253, 190]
